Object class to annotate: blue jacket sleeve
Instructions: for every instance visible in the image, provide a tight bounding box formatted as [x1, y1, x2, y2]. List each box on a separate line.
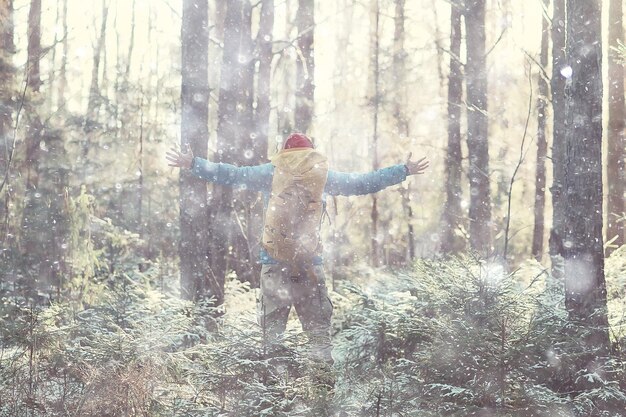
[190, 157, 273, 192]
[325, 164, 408, 196]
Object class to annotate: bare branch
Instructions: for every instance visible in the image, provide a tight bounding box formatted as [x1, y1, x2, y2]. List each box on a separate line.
[486, 27, 507, 57]
[503, 63, 534, 261]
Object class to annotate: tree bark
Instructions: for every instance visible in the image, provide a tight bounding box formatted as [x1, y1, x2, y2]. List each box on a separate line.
[549, 0, 565, 281]
[558, 0, 609, 356]
[295, 0, 314, 133]
[392, 0, 415, 262]
[124, 0, 136, 80]
[86, 0, 108, 121]
[81, 0, 109, 164]
[24, 0, 42, 190]
[0, 0, 15, 243]
[214, 0, 260, 288]
[369, 0, 381, 266]
[607, 0, 625, 254]
[464, 0, 491, 256]
[21, 0, 44, 283]
[26, 0, 41, 92]
[277, 0, 294, 135]
[0, 0, 14, 166]
[531, 0, 549, 261]
[254, 0, 273, 159]
[180, 0, 214, 303]
[216, 0, 254, 164]
[441, 1, 464, 255]
[57, 0, 68, 110]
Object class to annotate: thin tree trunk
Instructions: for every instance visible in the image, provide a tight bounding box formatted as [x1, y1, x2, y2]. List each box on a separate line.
[393, 0, 407, 100]
[57, 0, 67, 110]
[138, 95, 144, 234]
[369, 0, 380, 266]
[0, 0, 15, 244]
[22, 0, 43, 274]
[295, 0, 314, 133]
[393, 0, 414, 262]
[47, 0, 60, 111]
[87, 0, 108, 117]
[607, 0, 625, 253]
[431, 0, 446, 90]
[125, 0, 136, 80]
[254, 0, 273, 159]
[278, 0, 294, 135]
[560, 0, 609, 357]
[549, 0, 565, 281]
[83, 0, 109, 161]
[464, 0, 491, 256]
[441, 1, 464, 255]
[180, 0, 213, 303]
[531, 0, 549, 261]
[26, 0, 41, 92]
[24, 0, 42, 190]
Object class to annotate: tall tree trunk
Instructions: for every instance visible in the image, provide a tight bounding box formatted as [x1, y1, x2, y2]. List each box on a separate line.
[464, 0, 491, 256]
[392, 0, 407, 138]
[0, 0, 15, 243]
[392, 0, 415, 262]
[24, 0, 42, 190]
[441, 1, 464, 255]
[124, 0, 136, 80]
[83, 0, 109, 161]
[277, 0, 294, 135]
[26, 0, 41, 92]
[369, 0, 380, 266]
[295, 0, 314, 133]
[531, 0, 549, 261]
[254, 0, 273, 158]
[559, 0, 609, 357]
[0, 0, 14, 139]
[216, 0, 254, 164]
[214, 0, 258, 288]
[57, 0, 67, 110]
[430, 0, 446, 90]
[240, 0, 274, 287]
[21, 0, 43, 294]
[137, 96, 144, 234]
[549, 0, 565, 281]
[47, 0, 60, 111]
[87, 0, 108, 119]
[607, 0, 625, 253]
[180, 0, 214, 303]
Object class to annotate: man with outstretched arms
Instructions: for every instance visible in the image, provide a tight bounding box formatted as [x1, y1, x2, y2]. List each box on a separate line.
[166, 133, 429, 371]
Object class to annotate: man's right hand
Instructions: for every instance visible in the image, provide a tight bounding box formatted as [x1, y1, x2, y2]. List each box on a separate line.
[166, 145, 194, 169]
[405, 152, 429, 176]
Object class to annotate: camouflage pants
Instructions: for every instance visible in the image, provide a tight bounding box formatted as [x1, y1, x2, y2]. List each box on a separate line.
[257, 264, 334, 365]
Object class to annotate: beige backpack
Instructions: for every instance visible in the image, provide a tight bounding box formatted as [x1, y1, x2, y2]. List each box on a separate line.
[262, 148, 329, 267]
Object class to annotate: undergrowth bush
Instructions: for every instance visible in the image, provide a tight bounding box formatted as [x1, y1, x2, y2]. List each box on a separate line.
[332, 255, 626, 417]
[1, 249, 626, 416]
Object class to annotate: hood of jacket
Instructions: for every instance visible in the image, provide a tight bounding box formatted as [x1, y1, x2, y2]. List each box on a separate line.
[270, 148, 328, 175]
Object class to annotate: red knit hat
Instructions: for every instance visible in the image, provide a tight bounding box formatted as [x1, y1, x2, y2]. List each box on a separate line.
[284, 133, 313, 149]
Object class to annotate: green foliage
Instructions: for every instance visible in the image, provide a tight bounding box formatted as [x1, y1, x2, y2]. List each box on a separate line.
[0, 220, 330, 416]
[2, 254, 626, 416]
[332, 257, 626, 416]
